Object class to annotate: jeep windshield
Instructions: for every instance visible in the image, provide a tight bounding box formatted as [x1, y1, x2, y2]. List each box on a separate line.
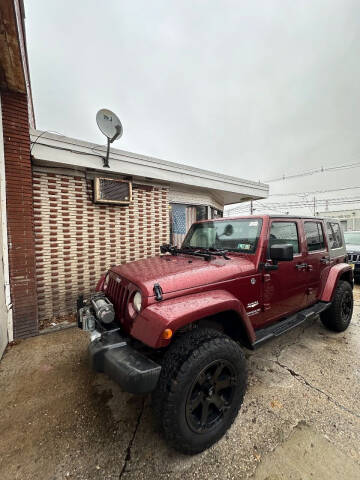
[182, 218, 263, 254]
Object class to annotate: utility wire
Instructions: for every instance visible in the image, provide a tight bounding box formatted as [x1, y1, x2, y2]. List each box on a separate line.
[227, 196, 360, 216]
[268, 185, 360, 197]
[264, 160, 360, 182]
[229, 199, 360, 211]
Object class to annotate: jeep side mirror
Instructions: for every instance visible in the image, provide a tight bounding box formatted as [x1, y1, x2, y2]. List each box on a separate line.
[270, 244, 294, 262]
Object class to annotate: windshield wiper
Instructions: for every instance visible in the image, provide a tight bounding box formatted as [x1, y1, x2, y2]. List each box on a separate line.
[160, 244, 230, 261]
[192, 246, 231, 260]
[160, 244, 212, 260]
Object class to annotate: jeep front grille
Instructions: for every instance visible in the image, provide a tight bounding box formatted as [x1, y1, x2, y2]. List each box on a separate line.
[106, 275, 131, 321]
[348, 254, 360, 262]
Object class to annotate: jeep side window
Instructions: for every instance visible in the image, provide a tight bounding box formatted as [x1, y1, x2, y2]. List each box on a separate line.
[331, 222, 343, 248]
[326, 222, 343, 249]
[304, 221, 325, 251]
[269, 221, 299, 254]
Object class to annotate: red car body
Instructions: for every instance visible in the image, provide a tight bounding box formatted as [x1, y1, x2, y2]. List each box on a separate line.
[96, 215, 352, 349]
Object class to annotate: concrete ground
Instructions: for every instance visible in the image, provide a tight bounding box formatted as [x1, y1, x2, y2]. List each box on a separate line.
[1, 289, 360, 480]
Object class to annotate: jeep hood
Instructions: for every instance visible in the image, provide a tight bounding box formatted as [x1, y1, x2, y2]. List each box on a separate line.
[110, 254, 256, 296]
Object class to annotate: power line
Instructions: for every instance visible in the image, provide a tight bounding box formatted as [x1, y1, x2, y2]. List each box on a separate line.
[264, 160, 360, 183]
[268, 185, 360, 197]
[226, 195, 360, 216]
[225, 185, 360, 217]
[228, 159, 360, 216]
[235, 194, 360, 206]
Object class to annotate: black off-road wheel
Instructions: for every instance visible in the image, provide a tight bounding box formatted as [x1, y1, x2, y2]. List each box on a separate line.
[320, 280, 353, 332]
[152, 328, 247, 454]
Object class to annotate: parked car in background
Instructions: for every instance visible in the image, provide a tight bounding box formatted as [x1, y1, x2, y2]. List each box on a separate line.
[344, 230, 360, 282]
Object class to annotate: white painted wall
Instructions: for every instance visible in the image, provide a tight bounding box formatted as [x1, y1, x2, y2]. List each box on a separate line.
[0, 96, 13, 358]
[0, 206, 8, 357]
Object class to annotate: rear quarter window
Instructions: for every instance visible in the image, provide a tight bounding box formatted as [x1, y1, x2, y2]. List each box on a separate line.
[326, 222, 343, 249]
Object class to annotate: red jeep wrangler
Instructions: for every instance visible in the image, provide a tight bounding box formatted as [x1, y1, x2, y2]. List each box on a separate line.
[77, 215, 353, 454]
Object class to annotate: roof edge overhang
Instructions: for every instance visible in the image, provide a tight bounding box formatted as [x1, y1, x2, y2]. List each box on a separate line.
[30, 129, 269, 205]
[0, 0, 35, 126]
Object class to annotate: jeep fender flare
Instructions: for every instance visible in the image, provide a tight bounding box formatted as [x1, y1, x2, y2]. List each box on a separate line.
[321, 263, 353, 302]
[130, 290, 255, 348]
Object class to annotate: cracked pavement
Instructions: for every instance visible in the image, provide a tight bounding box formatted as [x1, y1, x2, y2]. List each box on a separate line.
[1, 287, 360, 480]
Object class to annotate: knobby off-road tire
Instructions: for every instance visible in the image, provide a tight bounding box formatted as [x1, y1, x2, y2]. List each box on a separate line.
[320, 280, 353, 332]
[152, 328, 247, 454]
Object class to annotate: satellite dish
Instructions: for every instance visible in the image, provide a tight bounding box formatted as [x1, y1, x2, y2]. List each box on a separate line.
[96, 109, 123, 141]
[96, 108, 123, 168]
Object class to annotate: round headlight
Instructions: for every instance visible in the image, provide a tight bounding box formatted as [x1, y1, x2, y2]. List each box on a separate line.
[133, 291, 142, 312]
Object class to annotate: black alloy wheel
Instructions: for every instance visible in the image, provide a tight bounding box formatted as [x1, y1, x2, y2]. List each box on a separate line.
[185, 359, 236, 433]
[341, 290, 352, 323]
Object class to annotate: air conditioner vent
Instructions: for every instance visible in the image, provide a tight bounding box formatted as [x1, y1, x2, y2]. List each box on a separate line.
[94, 177, 132, 205]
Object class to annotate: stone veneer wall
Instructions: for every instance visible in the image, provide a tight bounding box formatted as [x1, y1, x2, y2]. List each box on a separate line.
[32, 170, 169, 322]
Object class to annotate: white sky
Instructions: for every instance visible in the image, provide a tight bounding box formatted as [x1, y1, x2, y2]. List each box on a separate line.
[25, 0, 360, 215]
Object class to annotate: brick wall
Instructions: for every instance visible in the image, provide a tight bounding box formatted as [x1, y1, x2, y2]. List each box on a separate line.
[1, 91, 38, 338]
[32, 170, 169, 322]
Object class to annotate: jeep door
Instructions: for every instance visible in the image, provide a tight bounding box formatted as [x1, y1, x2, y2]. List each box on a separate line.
[258, 219, 307, 327]
[302, 220, 330, 305]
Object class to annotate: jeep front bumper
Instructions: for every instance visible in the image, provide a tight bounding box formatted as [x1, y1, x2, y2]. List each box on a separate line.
[88, 330, 161, 394]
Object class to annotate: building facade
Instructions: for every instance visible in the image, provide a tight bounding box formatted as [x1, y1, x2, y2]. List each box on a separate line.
[0, 0, 269, 358]
[318, 209, 360, 232]
[30, 131, 268, 325]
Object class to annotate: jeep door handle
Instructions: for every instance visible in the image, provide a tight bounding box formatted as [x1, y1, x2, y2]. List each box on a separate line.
[296, 263, 308, 270]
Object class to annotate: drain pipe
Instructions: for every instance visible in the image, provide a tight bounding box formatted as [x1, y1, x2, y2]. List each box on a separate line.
[0, 96, 13, 343]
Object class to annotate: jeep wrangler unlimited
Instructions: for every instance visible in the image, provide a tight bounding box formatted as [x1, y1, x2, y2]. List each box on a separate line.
[77, 215, 353, 454]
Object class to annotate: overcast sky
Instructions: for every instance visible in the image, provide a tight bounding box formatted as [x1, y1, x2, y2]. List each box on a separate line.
[25, 0, 360, 214]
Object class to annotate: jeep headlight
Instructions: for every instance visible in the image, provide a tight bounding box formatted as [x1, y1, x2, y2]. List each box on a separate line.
[133, 291, 142, 312]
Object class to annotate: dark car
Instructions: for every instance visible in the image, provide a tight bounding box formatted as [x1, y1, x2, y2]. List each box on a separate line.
[344, 230, 360, 281]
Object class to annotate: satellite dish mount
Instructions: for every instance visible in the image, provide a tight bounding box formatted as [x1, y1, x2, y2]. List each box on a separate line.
[96, 109, 123, 168]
